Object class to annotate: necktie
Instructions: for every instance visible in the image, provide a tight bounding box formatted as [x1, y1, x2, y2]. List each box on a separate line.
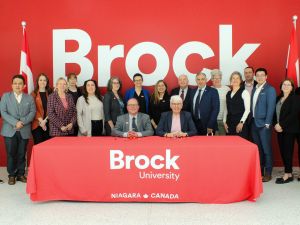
[180, 89, 184, 100]
[132, 117, 138, 132]
[194, 89, 202, 119]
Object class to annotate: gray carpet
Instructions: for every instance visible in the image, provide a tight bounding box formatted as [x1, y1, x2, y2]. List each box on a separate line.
[0, 167, 299, 225]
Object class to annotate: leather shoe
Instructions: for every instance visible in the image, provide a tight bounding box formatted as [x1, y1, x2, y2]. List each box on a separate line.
[262, 175, 272, 182]
[0, 179, 4, 184]
[297, 177, 300, 182]
[275, 176, 294, 184]
[16, 176, 27, 183]
[8, 176, 16, 185]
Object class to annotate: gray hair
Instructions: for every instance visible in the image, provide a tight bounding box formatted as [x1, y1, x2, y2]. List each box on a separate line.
[196, 71, 206, 77]
[211, 69, 222, 79]
[170, 95, 183, 105]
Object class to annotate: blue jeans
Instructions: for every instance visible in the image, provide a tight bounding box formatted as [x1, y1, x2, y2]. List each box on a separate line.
[251, 121, 273, 176]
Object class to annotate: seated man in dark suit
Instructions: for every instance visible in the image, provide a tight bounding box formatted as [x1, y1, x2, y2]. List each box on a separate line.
[112, 98, 153, 138]
[170, 74, 192, 112]
[156, 95, 197, 137]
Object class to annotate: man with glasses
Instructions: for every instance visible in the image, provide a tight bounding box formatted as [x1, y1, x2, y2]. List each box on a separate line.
[250, 68, 276, 182]
[124, 73, 150, 114]
[112, 98, 153, 138]
[156, 95, 197, 137]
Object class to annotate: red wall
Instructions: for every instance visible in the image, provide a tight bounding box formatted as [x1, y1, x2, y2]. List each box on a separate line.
[0, 0, 300, 166]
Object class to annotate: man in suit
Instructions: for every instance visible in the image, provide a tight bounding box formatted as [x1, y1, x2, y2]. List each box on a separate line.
[191, 72, 220, 135]
[112, 98, 153, 137]
[242, 66, 258, 95]
[170, 74, 192, 112]
[251, 68, 276, 182]
[156, 95, 197, 137]
[1, 75, 36, 185]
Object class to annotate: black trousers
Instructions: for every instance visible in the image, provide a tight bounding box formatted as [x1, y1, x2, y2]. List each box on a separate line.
[194, 119, 215, 135]
[91, 120, 103, 136]
[297, 134, 300, 166]
[277, 132, 297, 173]
[105, 121, 115, 136]
[227, 120, 249, 140]
[4, 132, 28, 177]
[32, 126, 51, 145]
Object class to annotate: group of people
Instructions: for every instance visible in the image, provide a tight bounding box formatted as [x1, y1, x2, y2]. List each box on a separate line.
[0, 67, 300, 185]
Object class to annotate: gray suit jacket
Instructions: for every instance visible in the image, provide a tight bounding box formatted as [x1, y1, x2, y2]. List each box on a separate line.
[112, 113, 153, 137]
[1, 92, 36, 139]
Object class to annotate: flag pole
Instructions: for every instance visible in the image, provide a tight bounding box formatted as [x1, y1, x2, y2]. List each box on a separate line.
[293, 15, 297, 29]
[21, 21, 26, 35]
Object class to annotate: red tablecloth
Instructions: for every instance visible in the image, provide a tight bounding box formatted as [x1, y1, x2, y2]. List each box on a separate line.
[26, 136, 262, 203]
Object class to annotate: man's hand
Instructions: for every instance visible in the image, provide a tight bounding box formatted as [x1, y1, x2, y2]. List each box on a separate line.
[15, 121, 24, 130]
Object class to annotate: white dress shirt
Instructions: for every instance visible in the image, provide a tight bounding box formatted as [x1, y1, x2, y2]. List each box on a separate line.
[223, 89, 251, 123]
[14, 92, 22, 103]
[252, 81, 266, 117]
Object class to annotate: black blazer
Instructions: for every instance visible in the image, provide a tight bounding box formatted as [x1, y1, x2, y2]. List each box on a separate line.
[170, 87, 192, 112]
[149, 93, 170, 125]
[156, 111, 197, 136]
[274, 94, 300, 133]
[103, 91, 124, 124]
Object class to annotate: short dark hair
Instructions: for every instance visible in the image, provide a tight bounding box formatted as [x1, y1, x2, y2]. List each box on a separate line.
[255, 68, 267, 75]
[244, 66, 254, 72]
[66, 73, 77, 80]
[133, 73, 143, 81]
[12, 74, 25, 84]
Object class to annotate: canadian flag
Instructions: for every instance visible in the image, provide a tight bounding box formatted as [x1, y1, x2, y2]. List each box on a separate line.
[19, 21, 34, 94]
[286, 16, 300, 87]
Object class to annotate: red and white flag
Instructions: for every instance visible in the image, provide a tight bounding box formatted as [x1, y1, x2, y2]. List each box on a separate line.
[286, 15, 299, 87]
[19, 21, 34, 94]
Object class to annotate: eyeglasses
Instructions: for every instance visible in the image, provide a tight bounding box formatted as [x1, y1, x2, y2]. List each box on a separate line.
[127, 104, 139, 107]
[112, 82, 120, 84]
[134, 79, 143, 82]
[282, 83, 292, 86]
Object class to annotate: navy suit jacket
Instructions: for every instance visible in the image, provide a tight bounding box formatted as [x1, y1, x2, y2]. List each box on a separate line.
[191, 86, 220, 130]
[170, 87, 192, 112]
[156, 111, 197, 136]
[251, 83, 276, 128]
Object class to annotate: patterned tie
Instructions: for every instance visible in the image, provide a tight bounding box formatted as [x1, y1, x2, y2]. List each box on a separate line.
[132, 117, 138, 131]
[180, 89, 184, 100]
[194, 89, 202, 119]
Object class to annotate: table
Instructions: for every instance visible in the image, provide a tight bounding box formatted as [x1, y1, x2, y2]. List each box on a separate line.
[26, 136, 262, 203]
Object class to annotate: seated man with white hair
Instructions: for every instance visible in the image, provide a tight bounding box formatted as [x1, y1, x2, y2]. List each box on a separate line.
[156, 95, 197, 138]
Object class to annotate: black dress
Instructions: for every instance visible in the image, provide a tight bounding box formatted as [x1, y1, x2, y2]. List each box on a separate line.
[149, 93, 171, 126]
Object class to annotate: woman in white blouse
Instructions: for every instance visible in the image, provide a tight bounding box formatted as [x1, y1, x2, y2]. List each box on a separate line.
[77, 80, 104, 136]
[223, 71, 250, 139]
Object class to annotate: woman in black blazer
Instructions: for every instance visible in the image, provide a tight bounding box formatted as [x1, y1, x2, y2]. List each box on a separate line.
[103, 77, 125, 135]
[149, 80, 170, 130]
[274, 79, 300, 184]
